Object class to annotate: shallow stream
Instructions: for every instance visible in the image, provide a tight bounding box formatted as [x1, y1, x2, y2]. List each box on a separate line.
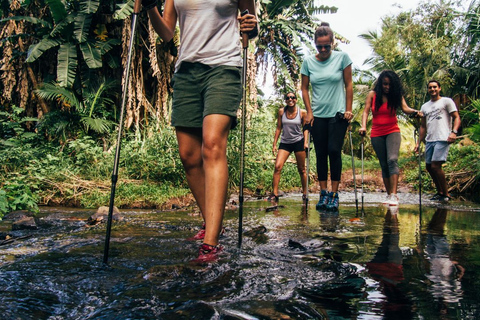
[1, 192, 480, 319]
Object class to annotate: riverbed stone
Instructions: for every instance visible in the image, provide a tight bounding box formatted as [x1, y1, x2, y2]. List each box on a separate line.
[11, 216, 37, 230]
[3, 210, 35, 221]
[88, 206, 123, 224]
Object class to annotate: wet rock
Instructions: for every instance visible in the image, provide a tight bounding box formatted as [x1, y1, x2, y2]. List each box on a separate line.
[3, 210, 35, 221]
[244, 225, 267, 237]
[12, 216, 37, 230]
[288, 239, 306, 250]
[244, 225, 268, 244]
[88, 206, 123, 225]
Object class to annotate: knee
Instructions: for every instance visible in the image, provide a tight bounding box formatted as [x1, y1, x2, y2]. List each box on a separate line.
[179, 149, 202, 172]
[202, 139, 226, 162]
[274, 162, 284, 173]
[387, 159, 399, 173]
[429, 162, 443, 172]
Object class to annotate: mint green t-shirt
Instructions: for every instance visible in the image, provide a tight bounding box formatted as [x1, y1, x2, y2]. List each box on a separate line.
[300, 51, 352, 118]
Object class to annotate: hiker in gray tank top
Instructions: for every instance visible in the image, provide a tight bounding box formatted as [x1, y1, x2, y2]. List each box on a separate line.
[269, 92, 308, 204]
[144, 0, 258, 262]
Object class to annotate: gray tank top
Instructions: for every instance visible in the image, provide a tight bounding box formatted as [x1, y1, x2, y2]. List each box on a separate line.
[280, 107, 303, 144]
[174, 0, 243, 72]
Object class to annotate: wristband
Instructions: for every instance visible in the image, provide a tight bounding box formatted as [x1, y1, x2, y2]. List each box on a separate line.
[142, 0, 157, 11]
[451, 130, 458, 134]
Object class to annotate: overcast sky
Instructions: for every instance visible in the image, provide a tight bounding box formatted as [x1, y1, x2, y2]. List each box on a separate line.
[315, 0, 424, 69]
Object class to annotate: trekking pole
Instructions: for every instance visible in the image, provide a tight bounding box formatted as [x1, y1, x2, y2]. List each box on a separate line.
[348, 127, 358, 214]
[304, 130, 311, 203]
[238, 10, 249, 249]
[103, 0, 142, 265]
[360, 133, 365, 214]
[414, 129, 422, 215]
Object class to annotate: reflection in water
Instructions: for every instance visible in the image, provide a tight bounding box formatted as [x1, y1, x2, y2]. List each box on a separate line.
[424, 208, 464, 316]
[319, 210, 340, 233]
[1, 198, 480, 319]
[366, 207, 413, 318]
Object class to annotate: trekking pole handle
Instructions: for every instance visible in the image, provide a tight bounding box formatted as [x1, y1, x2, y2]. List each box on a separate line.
[241, 9, 249, 49]
[134, 0, 142, 14]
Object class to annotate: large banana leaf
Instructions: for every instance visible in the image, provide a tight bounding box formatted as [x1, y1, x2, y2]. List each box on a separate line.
[26, 38, 61, 62]
[45, 0, 68, 25]
[80, 41, 102, 69]
[80, 0, 100, 15]
[50, 14, 74, 38]
[113, 0, 134, 20]
[74, 13, 93, 43]
[34, 82, 81, 109]
[57, 43, 78, 88]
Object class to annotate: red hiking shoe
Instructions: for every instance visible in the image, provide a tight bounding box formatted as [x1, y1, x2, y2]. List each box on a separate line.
[190, 243, 224, 264]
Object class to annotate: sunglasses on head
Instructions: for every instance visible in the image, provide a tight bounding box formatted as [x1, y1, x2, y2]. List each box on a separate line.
[286, 96, 296, 100]
[316, 44, 332, 51]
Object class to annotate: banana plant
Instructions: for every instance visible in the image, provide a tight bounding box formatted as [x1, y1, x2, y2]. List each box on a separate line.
[256, 0, 340, 91]
[22, 0, 112, 88]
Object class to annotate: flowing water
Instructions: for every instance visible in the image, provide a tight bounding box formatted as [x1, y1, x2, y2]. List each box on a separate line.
[1, 192, 480, 319]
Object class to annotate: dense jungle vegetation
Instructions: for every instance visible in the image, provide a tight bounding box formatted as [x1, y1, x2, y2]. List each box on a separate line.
[1, 0, 480, 218]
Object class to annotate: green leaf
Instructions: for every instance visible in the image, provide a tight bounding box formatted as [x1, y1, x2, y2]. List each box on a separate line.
[80, 0, 100, 14]
[45, 0, 68, 24]
[57, 43, 78, 88]
[26, 38, 61, 62]
[80, 41, 102, 69]
[74, 13, 92, 43]
[113, 0, 134, 20]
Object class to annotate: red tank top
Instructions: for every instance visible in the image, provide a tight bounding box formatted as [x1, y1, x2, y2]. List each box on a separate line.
[371, 94, 400, 137]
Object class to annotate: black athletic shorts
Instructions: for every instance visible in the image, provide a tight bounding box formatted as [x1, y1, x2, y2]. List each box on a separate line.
[279, 139, 305, 153]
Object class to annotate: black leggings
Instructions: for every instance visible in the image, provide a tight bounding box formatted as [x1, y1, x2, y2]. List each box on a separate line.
[310, 115, 349, 181]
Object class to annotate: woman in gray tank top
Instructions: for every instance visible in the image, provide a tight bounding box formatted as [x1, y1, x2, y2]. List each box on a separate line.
[144, 0, 258, 263]
[269, 92, 308, 204]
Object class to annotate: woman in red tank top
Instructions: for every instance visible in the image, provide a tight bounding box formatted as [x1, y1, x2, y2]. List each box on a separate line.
[359, 70, 423, 206]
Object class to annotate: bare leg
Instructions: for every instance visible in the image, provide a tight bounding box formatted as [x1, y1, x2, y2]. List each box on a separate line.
[319, 180, 328, 191]
[428, 161, 449, 196]
[176, 127, 206, 218]
[331, 181, 340, 193]
[272, 149, 291, 196]
[202, 114, 232, 246]
[426, 163, 440, 193]
[382, 177, 391, 195]
[389, 174, 399, 195]
[294, 150, 307, 195]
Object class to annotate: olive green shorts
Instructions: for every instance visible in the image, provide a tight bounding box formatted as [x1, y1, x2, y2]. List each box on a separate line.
[171, 62, 242, 129]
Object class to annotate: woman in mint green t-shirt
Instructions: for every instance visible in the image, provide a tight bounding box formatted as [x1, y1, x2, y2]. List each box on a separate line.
[300, 22, 353, 212]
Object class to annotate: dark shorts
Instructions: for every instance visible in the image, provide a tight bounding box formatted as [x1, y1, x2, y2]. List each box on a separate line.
[279, 139, 305, 153]
[171, 62, 242, 129]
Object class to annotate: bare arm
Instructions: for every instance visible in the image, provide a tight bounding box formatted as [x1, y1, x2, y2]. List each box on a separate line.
[359, 91, 374, 136]
[147, 0, 177, 42]
[343, 65, 353, 121]
[447, 111, 461, 144]
[301, 74, 313, 126]
[301, 109, 309, 149]
[415, 117, 427, 152]
[272, 109, 283, 155]
[400, 97, 423, 117]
